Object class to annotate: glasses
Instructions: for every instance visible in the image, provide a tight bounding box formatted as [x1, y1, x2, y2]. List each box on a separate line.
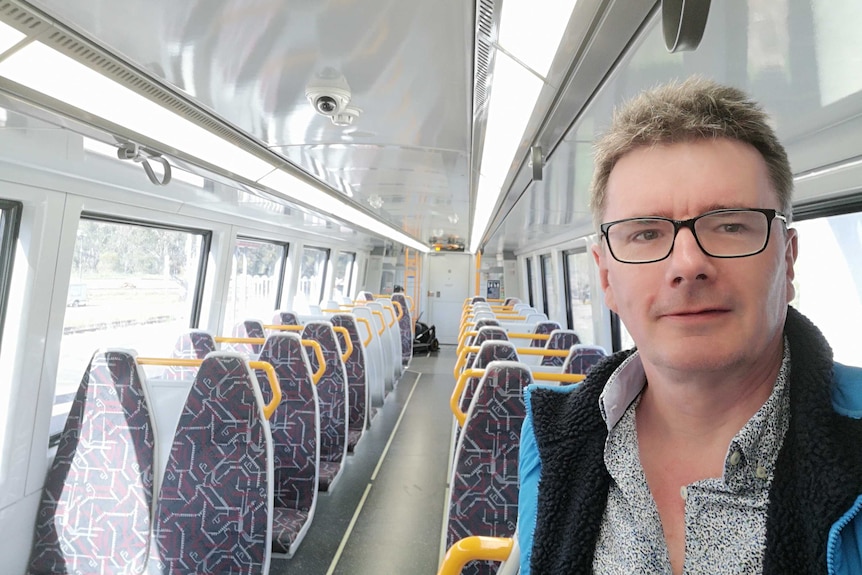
[600, 208, 787, 264]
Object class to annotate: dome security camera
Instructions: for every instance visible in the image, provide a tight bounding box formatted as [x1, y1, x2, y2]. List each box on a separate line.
[306, 86, 351, 117]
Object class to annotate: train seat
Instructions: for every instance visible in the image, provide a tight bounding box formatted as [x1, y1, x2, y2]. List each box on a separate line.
[150, 352, 273, 575]
[230, 318, 266, 356]
[331, 313, 369, 452]
[562, 344, 608, 376]
[528, 321, 562, 348]
[391, 292, 413, 366]
[540, 329, 581, 367]
[446, 361, 532, 575]
[356, 290, 374, 301]
[352, 305, 386, 409]
[29, 349, 155, 575]
[164, 329, 216, 380]
[375, 297, 403, 380]
[256, 333, 320, 557]
[460, 326, 509, 378]
[273, 310, 302, 326]
[503, 297, 521, 306]
[365, 301, 396, 393]
[301, 321, 348, 492]
[470, 296, 486, 304]
[458, 340, 519, 415]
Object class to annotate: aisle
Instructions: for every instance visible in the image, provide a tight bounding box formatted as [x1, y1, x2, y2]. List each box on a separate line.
[271, 347, 456, 575]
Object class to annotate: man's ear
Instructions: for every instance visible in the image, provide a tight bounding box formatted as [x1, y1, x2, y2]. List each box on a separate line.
[592, 242, 617, 313]
[784, 226, 798, 302]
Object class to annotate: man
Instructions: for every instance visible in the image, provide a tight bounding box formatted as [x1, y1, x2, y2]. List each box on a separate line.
[517, 77, 862, 574]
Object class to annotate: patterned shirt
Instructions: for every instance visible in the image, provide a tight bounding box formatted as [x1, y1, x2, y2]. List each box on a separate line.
[593, 345, 791, 574]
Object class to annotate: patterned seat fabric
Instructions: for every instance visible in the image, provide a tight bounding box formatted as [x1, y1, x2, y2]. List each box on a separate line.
[391, 293, 413, 365]
[331, 314, 368, 452]
[503, 297, 520, 306]
[470, 296, 486, 304]
[447, 361, 532, 575]
[256, 333, 319, 557]
[231, 319, 266, 355]
[356, 291, 374, 301]
[530, 321, 561, 348]
[29, 349, 154, 575]
[463, 326, 509, 377]
[540, 329, 581, 366]
[166, 329, 215, 380]
[562, 344, 608, 376]
[150, 353, 272, 575]
[463, 318, 501, 351]
[459, 340, 519, 414]
[302, 321, 348, 491]
[273, 311, 301, 326]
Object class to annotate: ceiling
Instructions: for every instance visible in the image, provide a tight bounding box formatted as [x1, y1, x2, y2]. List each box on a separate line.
[2, 1, 861, 256]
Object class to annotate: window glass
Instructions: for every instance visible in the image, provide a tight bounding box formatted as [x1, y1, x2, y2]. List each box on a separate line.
[332, 251, 356, 301]
[540, 254, 555, 316]
[792, 212, 862, 366]
[295, 246, 330, 312]
[53, 218, 207, 439]
[0, 201, 21, 467]
[564, 249, 594, 344]
[223, 237, 286, 332]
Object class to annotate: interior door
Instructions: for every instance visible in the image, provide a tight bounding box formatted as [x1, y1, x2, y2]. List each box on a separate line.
[426, 253, 471, 345]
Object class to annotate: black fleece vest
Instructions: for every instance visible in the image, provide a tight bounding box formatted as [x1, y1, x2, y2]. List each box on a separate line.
[529, 307, 862, 574]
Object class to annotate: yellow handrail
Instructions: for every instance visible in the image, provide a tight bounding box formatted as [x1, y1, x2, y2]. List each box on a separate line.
[136, 357, 281, 419]
[450, 368, 586, 426]
[391, 299, 404, 321]
[372, 310, 386, 335]
[384, 305, 397, 328]
[355, 317, 373, 347]
[214, 336, 264, 344]
[437, 536, 514, 575]
[264, 324, 304, 331]
[454, 345, 572, 377]
[301, 339, 325, 384]
[331, 326, 353, 362]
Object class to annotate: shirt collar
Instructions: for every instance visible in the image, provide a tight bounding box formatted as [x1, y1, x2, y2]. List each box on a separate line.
[599, 351, 646, 430]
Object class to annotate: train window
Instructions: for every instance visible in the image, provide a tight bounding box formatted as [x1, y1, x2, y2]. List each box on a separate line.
[332, 251, 356, 301]
[222, 237, 288, 332]
[52, 217, 208, 443]
[792, 211, 862, 366]
[562, 249, 594, 344]
[526, 256, 535, 306]
[540, 254, 555, 316]
[296, 245, 330, 311]
[0, 200, 21, 352]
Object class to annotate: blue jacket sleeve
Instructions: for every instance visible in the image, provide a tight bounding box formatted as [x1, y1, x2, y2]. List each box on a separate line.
[518, 386, 542, 575]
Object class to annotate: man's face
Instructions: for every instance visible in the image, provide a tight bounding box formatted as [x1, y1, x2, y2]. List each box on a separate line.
[592, 138, 797, 376]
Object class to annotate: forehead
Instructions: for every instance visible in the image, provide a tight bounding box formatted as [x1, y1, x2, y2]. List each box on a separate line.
[604, 138, 777, 219]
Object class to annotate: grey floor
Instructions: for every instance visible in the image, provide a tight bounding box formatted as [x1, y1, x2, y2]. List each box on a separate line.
[270, 346, 456, 575]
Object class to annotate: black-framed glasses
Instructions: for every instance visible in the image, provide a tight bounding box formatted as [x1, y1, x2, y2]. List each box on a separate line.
[600, 208, 788, 264]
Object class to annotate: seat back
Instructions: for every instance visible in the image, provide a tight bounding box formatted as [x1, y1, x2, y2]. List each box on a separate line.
[529, 321, 561, 348]
[447, 361, 532, 575]
[356, 290, 374, 301]
[29, 349, 154, 575]
[470, 296, 486, 304]
[166, 329, 215, 380]
[562, 344, 608, 376]
[273, 310, 301, 326]
[541, 329, 581, 366]
[150, 352, 272, 575]
[352, 305, 386, 407]
[256, 333, 319, 556]
[330, 313, 368, 447]
[459, 340, 519, 414]
[301, 321, 348, 491]
[366, 301, 395, 392]
[230, 319, 266, 355]
[503, 297, 520, 306]
[376, 297, 403, 380]
[463, 326, 509, 376]
[391, 292, 413, 364]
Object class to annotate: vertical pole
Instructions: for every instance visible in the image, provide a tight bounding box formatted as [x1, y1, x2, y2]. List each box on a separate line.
[475, 251, 482, 297]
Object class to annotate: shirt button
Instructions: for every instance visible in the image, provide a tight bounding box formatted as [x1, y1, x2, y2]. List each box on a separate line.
[729, 451, 742, 466]
[680, 486, 688, 500]
[755, 465, 768, 479]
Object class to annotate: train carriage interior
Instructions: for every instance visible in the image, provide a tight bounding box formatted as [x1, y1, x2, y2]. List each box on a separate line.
[0, 0, 861, 573]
